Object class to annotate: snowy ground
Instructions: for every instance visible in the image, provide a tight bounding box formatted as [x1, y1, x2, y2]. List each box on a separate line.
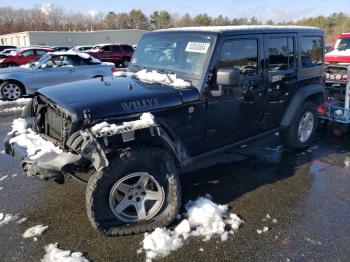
[0, 115, 350, 261]
[0, 98, 31, 117]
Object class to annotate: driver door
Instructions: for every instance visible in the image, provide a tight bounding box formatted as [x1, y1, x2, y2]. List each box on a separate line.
[206, 35, 266, 150]
[32, 56, 76, 90]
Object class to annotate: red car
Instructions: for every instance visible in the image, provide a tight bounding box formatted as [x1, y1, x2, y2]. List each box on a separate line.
[0, 47, 53, 67]
[85, 44, 134, 67]
[325, 33, 350, 64]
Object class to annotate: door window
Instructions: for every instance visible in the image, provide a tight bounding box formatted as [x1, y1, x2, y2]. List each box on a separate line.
[112, 45, 121, 52]
[36, 50, 48, 56]
[268, 37, 294, 71]
[101, 45, 111, 52]
[22, 50, 35, 57]
[217, 39, 258, 78]
[301, 36, 323, 67]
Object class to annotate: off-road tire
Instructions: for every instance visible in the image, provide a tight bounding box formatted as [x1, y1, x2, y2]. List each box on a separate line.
[0, 80, 24, 101]
[280, 101, 318, 150]
[86, 146, 181, 236]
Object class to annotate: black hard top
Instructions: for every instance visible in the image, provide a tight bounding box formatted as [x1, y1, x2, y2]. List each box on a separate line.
[148, 25, 322, 36]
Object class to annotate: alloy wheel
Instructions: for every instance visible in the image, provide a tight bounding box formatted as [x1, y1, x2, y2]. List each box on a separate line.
[2, 83, 21, 100]
[109, 172, 165, 222]
[297, 111, 314, 143]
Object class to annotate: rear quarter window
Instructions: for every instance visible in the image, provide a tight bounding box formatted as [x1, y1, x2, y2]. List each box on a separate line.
[301, 36, 323, 68]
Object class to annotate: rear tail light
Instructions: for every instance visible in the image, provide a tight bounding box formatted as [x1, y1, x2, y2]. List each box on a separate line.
[111, 67, 117, 74]
[317, 105, 326, 114]
[342, 74, 348, 81]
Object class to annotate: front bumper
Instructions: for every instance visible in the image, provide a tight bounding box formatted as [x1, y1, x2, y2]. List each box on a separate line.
[4, 132, 83, 180]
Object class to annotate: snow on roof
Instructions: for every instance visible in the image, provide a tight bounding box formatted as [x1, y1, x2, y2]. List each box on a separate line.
[156, 25, 320, 33]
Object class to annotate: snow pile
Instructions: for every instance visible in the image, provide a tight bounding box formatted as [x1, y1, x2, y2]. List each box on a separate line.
[185, 197, 228, 241]
[9, 118, 28, 134]
[0, 98, 31, 110]
[114, 69, 191, 88]
[140, 196, 243, 261]
[23, 224, 48, 238]
[0, 175, 8, 182]
[9, 118, 63, 160]
[0, 213, 18, 226]
[91, 112, 155, 136]
[41, 243, 89, 262]
[257, 214, 277, 234]
[143, 228, 183, 261]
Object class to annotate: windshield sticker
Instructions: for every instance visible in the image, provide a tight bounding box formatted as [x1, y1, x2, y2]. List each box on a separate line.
[185, 42, 210, 53]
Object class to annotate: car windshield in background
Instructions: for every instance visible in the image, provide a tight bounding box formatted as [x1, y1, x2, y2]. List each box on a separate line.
[334, 38, 350, 50]
[130, 34, 216, 79]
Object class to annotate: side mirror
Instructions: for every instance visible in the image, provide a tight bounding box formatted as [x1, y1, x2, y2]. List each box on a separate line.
[211, 67, 241, 97]
[40, 63, 47, 69]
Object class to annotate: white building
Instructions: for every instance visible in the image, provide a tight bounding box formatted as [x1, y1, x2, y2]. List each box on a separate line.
[0, 29, 147, 47]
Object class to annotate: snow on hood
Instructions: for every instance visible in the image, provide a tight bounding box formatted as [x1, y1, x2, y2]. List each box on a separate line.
[326, 48, 350, 57]
[91, 112, 155, 136]
[139, 196, 243, 261]
[114, 69, 191, 89]
[8, 118, 63, 160]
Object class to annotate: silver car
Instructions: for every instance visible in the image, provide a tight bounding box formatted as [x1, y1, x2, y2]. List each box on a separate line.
[0, 51, 115, 100]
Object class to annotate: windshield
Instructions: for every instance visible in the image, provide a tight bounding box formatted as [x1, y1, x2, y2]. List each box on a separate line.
[23, 54, 51, 69]
[129, 34, 216, 79]
[334, 38, 350, 51]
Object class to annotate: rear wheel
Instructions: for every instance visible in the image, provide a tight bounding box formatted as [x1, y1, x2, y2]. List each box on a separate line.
[86, 147, 181, 236]
[0, 81, 24, 100]
[6, 62, 17, 67]
[280, 101, 318, 149]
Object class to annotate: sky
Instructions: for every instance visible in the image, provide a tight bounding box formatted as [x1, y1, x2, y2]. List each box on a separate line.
[1, 0, 350, 23]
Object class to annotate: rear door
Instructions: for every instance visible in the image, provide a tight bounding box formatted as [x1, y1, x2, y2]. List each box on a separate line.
[206, 34, 266, 149]
[19, 49, 36, 65]
[262, 34, 297, 129]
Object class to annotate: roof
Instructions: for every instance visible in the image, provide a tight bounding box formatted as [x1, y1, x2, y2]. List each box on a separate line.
[153, 25, 322, 34]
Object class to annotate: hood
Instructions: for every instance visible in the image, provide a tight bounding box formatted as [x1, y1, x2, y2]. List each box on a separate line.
[0, 67, 29, 74]
[325, 49, 350, 63]
[38, 76, 200, 121]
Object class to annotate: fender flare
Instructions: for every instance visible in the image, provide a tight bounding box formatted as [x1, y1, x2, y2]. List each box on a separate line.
[280, 84, 324, 127]
[154, 126, 191, 166]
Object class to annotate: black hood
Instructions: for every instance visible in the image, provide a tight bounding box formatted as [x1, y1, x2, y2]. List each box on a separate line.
[38, 76, 199, 121]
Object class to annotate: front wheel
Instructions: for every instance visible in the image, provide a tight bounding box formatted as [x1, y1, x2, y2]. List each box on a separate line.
[0, 81, 24, 101]
[280, 101, 318, 150]
[86, 147, 181, 236]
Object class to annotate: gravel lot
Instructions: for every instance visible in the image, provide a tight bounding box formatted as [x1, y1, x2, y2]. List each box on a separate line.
[0, 103, 350, 262]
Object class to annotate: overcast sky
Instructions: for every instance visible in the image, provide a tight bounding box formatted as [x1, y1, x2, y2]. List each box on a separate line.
[1, 0, 349, 22]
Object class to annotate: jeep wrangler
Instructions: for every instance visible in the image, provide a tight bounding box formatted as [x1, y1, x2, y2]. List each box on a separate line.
[4, 26, 324, 236]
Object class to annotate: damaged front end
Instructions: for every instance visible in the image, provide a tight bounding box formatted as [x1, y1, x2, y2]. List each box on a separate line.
[4, 96, 158, 182]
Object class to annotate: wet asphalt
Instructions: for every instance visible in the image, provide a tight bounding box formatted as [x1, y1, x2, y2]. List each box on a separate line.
[0, 112, 350, 262]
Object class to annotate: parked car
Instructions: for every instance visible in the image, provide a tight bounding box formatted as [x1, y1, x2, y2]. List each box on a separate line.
[0, 51, 115, 100]
[5, 26, 324, 236]
[0, 48, 17, 58]
[324, 45, 333, 53]
[0, 45, 16, 52]
[0, 47, 53, 68]
[51, 46, 71, 52]
[85, 43, 134, 67]
[325, 33, 350, 63]
[70, 45, 93, 52]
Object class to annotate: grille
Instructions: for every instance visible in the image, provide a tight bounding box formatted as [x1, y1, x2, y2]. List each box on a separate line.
[45, 106, 63, 141]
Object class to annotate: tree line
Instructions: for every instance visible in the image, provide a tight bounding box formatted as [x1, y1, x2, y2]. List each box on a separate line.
[0, 4, 349, 43]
